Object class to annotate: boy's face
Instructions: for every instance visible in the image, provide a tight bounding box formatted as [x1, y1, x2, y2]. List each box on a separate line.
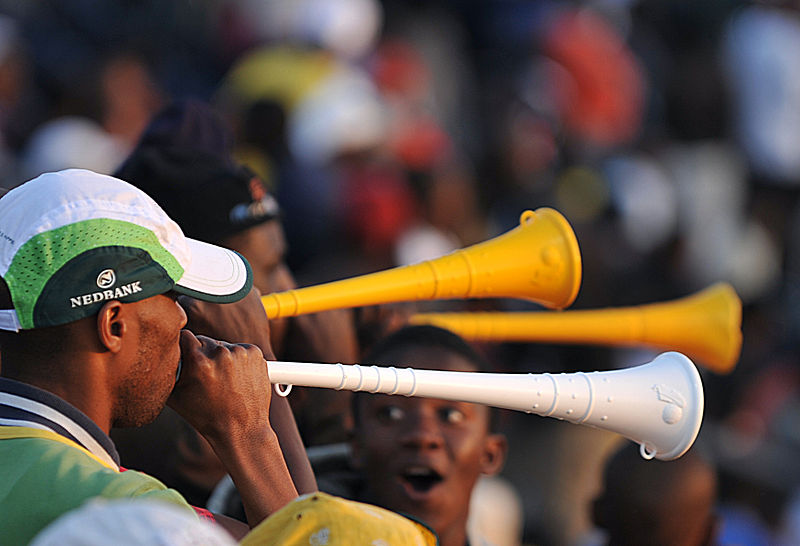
[352, 347, 506, 538]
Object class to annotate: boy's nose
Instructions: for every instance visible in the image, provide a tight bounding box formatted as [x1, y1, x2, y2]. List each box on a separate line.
[399, 411, 444, 450]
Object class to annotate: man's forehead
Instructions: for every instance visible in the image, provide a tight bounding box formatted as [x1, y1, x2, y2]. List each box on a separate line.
[224, 220, 286, 262]
[261, 221, 287, 258]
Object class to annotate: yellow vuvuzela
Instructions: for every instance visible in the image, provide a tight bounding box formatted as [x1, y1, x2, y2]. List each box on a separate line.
[262, 209, 582, 318]
[410, 283, 742, 374]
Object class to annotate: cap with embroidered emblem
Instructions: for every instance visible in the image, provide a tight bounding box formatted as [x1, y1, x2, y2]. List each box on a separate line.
[0, 168, 253, 331]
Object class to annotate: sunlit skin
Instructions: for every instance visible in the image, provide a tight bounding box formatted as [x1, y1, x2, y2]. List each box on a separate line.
[352, 348, 507, 546]
[222, 221, 292, 355]
[193, 221, 330, 493]
[0, 291, 188, 434]
[113, 292, 187, 428]
[0, 268, 301, 539]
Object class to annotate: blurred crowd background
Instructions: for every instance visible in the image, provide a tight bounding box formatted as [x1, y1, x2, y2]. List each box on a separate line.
[1, 0, 800, 544]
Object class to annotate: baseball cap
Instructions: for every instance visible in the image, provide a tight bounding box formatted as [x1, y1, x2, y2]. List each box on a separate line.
[113, 99, 280, 245]
[240, 492, 438, 546]
[0, 168, 253, 331]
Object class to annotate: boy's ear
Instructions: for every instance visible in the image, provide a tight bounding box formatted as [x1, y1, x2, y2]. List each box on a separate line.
[96, 300, 126, 353]
[349, 431, 365, 470]
[349, 442, 365, 470]
[480, 433, 508, 476]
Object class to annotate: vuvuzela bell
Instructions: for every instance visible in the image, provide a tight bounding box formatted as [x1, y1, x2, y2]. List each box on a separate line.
[261, 209, 582, 319]
[409, 282, 742, 374]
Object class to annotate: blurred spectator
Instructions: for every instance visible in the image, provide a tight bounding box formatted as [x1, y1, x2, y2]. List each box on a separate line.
[218, 0, 383, 62]
[589, 442, 719, 546]
[722, 3, 800, 186]
[97, 52, 164, 148]
[539, 6, 646, 151]
[660, 141, 781, 302]
[19, 115, 126, 180]
[0, 14, 46, 188]
[214, 44, 395, 274]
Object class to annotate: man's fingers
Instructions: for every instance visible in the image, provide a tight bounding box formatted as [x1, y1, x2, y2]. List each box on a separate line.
[180, 333, 265, 373]
[179, 329, 202, 356]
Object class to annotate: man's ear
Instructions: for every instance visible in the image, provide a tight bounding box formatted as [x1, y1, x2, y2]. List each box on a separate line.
[96, 300, 126, 353]
[480, 433, 508, 476]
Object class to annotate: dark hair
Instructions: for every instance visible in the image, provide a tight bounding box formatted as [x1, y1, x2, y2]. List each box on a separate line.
[365, 324, 491, 371]
[352, 325, 498, 429]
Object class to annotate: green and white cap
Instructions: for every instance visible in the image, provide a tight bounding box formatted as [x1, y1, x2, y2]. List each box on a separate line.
[0, 169, 253, 331]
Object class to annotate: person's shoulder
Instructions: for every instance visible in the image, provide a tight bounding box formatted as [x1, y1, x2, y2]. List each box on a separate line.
[115, 467, 193, 507]
[1, 430, 197, 543]
[0, 431, 192, 509]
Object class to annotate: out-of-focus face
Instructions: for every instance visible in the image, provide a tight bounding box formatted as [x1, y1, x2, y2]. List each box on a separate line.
[114, 292, 187, 427]
[222, 220, 293, 353]
[352, 347, 506, 544]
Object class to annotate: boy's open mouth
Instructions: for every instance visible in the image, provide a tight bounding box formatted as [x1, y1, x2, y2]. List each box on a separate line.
[401, 466, 444, 493]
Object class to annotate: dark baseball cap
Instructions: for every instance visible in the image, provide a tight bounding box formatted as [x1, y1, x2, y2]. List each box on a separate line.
[114, 99, 280, 245]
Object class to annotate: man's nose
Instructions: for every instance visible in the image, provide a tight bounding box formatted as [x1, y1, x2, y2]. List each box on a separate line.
[176, 298, 188, 328]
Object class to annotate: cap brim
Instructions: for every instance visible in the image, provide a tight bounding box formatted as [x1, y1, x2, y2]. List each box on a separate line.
[173, 238, 252, 303]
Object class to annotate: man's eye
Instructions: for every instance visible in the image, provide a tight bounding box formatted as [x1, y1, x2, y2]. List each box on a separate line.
[440, 407, 465, 424]
[377, 405, 405, 423]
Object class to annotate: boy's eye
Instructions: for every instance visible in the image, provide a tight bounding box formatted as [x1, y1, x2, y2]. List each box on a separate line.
[377, 405, 405, 423]
[439, 407, 465, 424]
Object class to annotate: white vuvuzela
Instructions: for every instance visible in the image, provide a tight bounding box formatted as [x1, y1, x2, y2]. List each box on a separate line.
[267, 351, 704, 461]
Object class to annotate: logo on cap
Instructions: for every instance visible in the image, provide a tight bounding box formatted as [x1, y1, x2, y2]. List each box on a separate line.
[96, 269, 116, 289]
[248, 176, 267, 201]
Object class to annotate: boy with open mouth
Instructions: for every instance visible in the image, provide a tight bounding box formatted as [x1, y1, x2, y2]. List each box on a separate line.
[350, 325, 509, 546]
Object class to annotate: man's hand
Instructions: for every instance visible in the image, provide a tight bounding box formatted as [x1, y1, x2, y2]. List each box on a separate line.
[174, 285, 317, 501]
[168, 329, 298, 526]
[169, 332, 271, 442]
